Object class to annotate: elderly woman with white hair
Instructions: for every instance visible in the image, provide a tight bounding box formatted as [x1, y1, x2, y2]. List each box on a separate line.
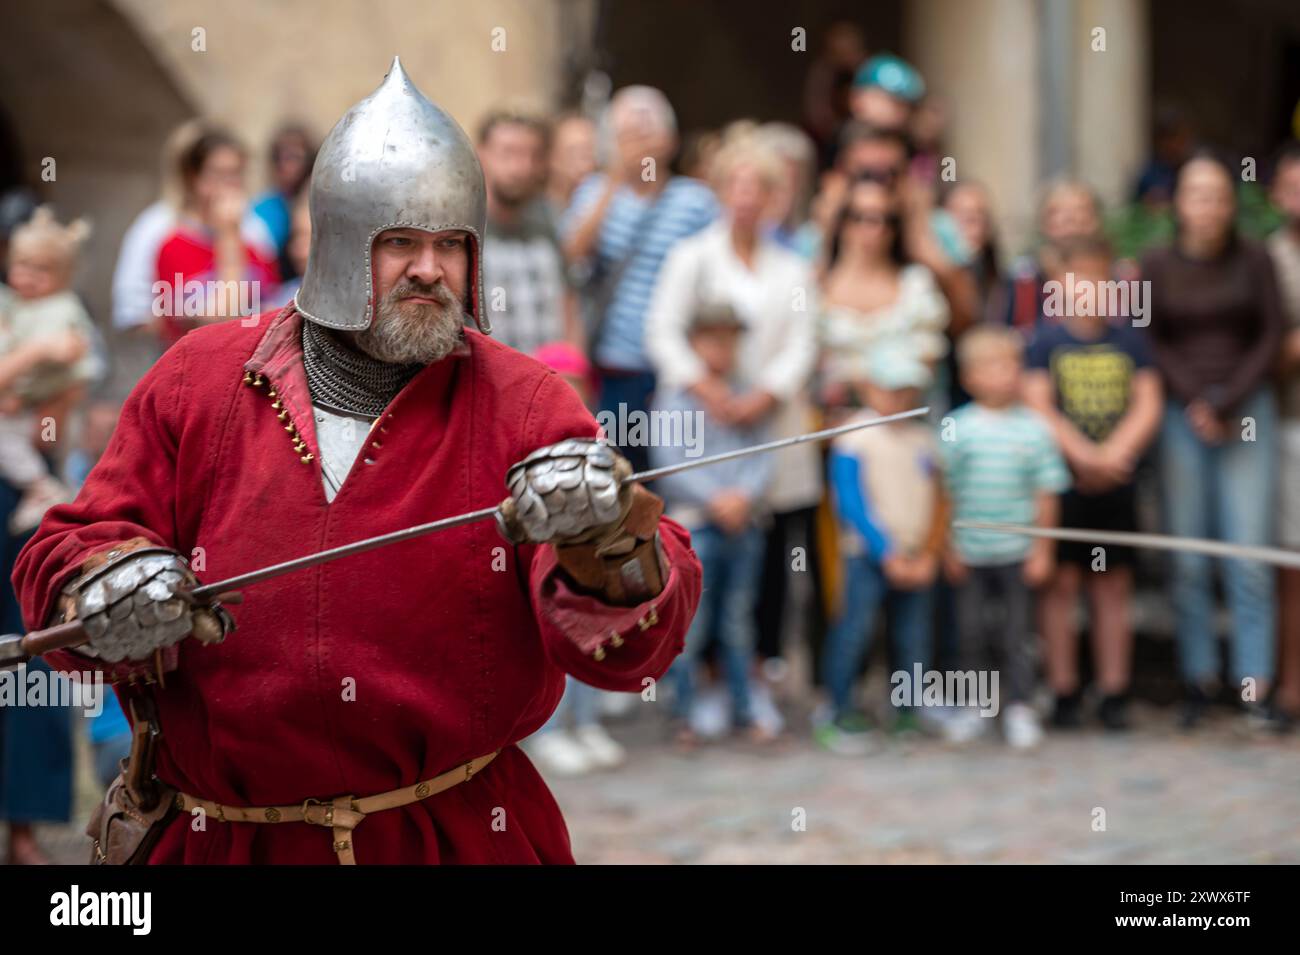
[645, 134, 822, 735]
[755, 122, 820, 257]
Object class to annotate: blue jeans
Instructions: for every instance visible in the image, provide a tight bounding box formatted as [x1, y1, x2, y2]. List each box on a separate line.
[538, 676, 601, 733]
[596, 369, 656, 475]
[667, 523, 763, 725]
[0, 481, 73, 824]
[822, 555, 932, 719]
[1160, 389, 1277, 685]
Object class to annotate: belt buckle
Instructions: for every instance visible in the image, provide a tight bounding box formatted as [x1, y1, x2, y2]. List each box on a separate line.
[301, 798, 334, 827]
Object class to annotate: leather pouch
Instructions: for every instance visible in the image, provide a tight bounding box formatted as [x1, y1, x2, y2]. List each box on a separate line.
[87, 697, 178, 865]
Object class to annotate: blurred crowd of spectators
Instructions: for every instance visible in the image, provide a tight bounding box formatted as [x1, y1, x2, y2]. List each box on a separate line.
[3, 22, 1300, 860]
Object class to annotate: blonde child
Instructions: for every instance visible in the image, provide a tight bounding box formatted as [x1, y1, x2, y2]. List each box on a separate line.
[942, 326, 1069, 749]
[0, 207, 101, 532]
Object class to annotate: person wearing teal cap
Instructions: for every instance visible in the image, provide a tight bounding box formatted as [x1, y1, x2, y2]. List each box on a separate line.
[851, 54, 926, 134]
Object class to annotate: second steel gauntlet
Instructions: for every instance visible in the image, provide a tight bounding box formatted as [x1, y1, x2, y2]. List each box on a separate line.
[497, 438, 668, 605]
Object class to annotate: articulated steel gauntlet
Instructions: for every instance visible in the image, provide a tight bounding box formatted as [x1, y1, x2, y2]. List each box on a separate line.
[59, 541, 234, 663]
[498, 438, 667, 605]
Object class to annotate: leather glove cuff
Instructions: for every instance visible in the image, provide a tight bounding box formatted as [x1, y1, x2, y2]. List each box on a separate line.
[553, 484, 668, 606]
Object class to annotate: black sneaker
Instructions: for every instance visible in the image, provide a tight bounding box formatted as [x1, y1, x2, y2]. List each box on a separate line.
[1241, 698, 1295, 735]
[1051, 692, 1083, 729]
[1179, 684, 1211, 731]
[1098, 694, 1130, 732]
[1271, 704, 1298, 735]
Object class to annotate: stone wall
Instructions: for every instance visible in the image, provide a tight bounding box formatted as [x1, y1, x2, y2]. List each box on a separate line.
[0, 0, 589, 394]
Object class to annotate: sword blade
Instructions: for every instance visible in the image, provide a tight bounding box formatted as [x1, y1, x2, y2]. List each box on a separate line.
[953, 521, 1300, 570]
[192, 406, 930, 600]
[189, 505, 500, 600]
[629, 406, 930, 485]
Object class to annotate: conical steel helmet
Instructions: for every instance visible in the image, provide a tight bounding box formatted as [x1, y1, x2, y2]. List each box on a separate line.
[295, 57, 489, 333]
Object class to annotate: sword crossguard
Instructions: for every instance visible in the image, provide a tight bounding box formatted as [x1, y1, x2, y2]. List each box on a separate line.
[494, 496, 524, 545]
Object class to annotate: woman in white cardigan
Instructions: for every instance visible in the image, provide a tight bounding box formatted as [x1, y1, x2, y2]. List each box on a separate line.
[645, 136, 822, 727]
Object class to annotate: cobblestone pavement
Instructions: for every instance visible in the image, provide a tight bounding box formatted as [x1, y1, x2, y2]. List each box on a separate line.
[546, 703, 1300, 865]
[6, 701, 1298, 865]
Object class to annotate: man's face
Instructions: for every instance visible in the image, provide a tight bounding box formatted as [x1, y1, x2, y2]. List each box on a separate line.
[841, 138, 907, 183]
[612, 105, 675, 177]
[371, 227, 469, 305]
[358, 227, 471, 364]
[850, 88, 912, 133]
[479, 122, 546, 209]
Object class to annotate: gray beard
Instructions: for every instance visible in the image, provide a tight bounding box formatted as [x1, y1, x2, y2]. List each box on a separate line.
[347, 282, 466, 365]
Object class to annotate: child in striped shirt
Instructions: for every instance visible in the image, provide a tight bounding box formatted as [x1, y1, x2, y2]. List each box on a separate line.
[941, 326, 1070, 749]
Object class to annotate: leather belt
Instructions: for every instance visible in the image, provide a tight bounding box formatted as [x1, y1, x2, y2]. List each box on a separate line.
[174, 750, 499, 864]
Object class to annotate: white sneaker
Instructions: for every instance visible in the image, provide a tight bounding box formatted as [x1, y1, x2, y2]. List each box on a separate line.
[690, 685, 732, 739]
[761, 656, 789, 684]
[598, 691, 637, 719]
[526, 730, 594, 776]
[749, 681, 786, 737]
[572, 723, 626, 769]
[940, 707, 987, 745]
[1002, 703, 1044, 750]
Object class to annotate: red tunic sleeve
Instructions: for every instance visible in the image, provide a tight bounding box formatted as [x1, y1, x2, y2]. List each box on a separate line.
[519, 372, 702, 692]
[12, 335, 191, 678]
[530, 522, 699, 691]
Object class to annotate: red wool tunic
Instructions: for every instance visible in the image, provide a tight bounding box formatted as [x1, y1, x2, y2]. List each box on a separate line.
[14, 306, 702, 864]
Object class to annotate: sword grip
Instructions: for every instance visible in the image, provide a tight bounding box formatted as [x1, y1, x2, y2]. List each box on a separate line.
[0, 620, 91, 671]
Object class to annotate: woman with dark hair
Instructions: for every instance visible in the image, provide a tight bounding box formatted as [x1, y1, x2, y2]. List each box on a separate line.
[1142, 152, 1286, 730]
[154, 129, 279, 349]
[251, 123, 316, 271]
[942, 181, 1002, 320]
[941, 180, 1004, 408]
[818, 175, 949, 415]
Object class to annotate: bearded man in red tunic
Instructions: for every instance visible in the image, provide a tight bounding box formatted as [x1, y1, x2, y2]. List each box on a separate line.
[13, 59, 702, 864]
